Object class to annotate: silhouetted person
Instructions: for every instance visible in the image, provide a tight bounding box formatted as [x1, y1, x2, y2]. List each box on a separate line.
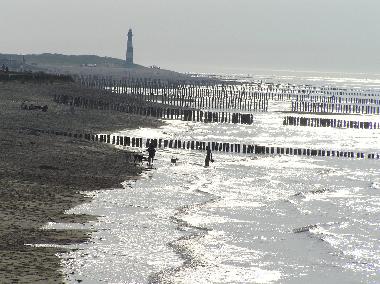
[147, 142, 156, 166]
[205, 146, 213, 167]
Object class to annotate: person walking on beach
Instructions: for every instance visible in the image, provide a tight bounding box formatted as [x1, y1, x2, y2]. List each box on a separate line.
[147, 142, 156, 166]
[205, 146, 213, 167]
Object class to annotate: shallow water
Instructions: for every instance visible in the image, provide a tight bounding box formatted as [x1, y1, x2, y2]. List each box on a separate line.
[50, 77, 380, 284]
[214, 70, 380, 90]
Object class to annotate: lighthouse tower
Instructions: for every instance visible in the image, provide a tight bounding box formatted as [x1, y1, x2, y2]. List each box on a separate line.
[126, 29, 134, 66]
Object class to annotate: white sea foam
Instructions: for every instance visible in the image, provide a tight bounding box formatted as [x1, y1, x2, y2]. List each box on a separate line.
[170, 230, 282, 284]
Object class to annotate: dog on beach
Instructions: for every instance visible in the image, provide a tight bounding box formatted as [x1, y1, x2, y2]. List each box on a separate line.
[133, 154, 148, 164]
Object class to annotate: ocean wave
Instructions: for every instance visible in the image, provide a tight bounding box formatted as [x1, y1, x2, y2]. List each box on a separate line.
[307, 223, 380, 273]
[150, 230, 282, 284]
[293, 221, 341, 235]
[292, 224, 318, 233]
[292, 187, 331, 198]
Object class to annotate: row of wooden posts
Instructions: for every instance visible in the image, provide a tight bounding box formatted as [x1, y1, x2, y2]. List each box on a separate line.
[76, 76, 380, 116]
[26, 128, 379, 160]
[283, 116, 380, 129]
[77, 77, 270, 111]
[77, 75, 380, 98]
[53, 94, 254, 124]
[76, 75, 380, 101]
[291, 101, 380, 115]
[140, 89, 269, 112]
[110, 135, 380, 159]
[78, 77, 380, 120]
[294, 94, 380, 105]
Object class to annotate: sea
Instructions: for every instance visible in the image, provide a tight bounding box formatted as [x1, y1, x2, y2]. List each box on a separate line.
[44, 71, 380, 284]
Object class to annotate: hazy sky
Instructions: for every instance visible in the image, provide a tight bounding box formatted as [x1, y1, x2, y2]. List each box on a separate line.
[1, 0, 380, 74]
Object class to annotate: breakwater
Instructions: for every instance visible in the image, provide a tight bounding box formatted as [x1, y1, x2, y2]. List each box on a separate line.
[25, 128, 380, 160]
[291, 101, 380, 115]
[283, 116, 380, 129]
[53, 94, 254, 124]
[75, 76, 380, 117]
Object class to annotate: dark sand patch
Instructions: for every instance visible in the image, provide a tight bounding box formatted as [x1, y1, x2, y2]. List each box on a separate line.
[0, 81, 162, 283]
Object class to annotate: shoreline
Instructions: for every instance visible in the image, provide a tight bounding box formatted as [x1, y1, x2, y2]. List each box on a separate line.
[0, 80, 163, 282]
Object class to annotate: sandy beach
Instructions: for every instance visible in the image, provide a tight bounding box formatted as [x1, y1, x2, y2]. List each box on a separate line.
[0, 79, 162, 283]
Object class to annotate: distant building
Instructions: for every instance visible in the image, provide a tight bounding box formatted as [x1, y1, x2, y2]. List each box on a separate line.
[0, 56, 20, 71]
[126, 28, 134, 66]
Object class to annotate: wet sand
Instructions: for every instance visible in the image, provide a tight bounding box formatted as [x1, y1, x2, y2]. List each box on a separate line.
[0, 81, 162, 283]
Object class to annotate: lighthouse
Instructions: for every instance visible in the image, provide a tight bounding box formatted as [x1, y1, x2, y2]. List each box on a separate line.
[126, 29, 134, 66]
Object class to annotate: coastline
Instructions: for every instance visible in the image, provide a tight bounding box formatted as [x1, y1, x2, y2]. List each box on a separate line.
[0, 80, 162, 283]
